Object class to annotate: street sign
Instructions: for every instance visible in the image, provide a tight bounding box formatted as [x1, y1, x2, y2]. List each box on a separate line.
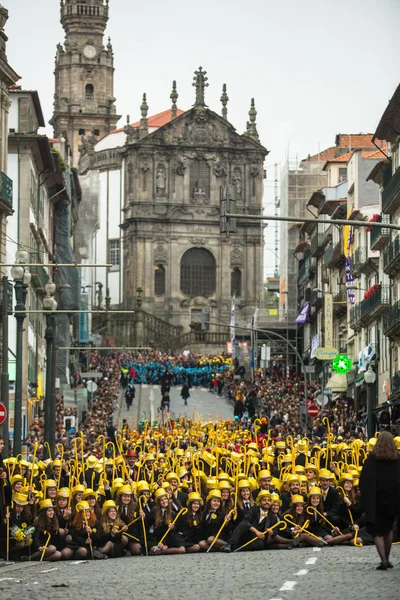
[86, 381, 98, 393]
[315, 347, 338, 360]
[307, 404, 319, 418]
[0, 402, 7, 425]
[304, 365, 315, 374]
[316, 394, 329, 407]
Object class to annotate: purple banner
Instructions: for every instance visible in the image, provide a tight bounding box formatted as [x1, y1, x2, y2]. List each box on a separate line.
[345, 225, 355, 305]
[295, 302, 310, 324]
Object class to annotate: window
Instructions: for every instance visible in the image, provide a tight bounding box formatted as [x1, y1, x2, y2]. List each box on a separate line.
[338, 167, 347, 182]
[85, 84, 94, 102]
[79, 128, 85, 136]
[108, 239, 120, 266]
[231, 268, 242, 296]
[154, 265, 166, 296]
[190, 160, 210, 198]
[180, 248, 216, 297]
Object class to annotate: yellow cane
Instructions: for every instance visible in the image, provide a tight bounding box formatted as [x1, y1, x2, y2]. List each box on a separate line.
[82, 510, 94, 559]
[284, 514, 327, 544]
[56, 443, 64, 489]
[157, 507, 188, 546]
[206, 508, 237, 553]
[306, 506, 342, 534]
[6, 506, 10, 561]
[30, 443, 38, 490]
[40, 531, 52, 562]
[138, 495, 148, 556]
[233, 519, 287, 552]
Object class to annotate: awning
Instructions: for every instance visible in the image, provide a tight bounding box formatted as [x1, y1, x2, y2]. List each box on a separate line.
[326, 372, 347, 392]
[355, 374, 365, 388]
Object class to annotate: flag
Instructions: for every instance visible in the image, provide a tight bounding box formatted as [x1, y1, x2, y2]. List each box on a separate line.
[295, 302, 310, 324]
[230, 294, 236, 360]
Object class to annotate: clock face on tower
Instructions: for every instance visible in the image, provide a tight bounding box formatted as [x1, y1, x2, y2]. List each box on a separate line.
[83, 44, 97, 60]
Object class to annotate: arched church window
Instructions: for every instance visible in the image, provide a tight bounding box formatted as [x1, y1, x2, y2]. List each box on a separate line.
[85, 84, 94, 102]
[155, 265, 166, 296]
[181, 248, 216, 297]
[190, 160, 210, 199]
[231, 267, 242, 296]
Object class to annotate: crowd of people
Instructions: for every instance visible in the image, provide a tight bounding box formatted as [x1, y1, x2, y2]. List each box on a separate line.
[1, 350, 399, 569]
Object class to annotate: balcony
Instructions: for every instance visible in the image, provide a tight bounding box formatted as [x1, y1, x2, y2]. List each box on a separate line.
[370, 214, 390, 251]
[382, 167, 400, 215]
[323, 244, 333, 268]
[360, 284, 389, 325]
[383, 300, 400, 339]
[333, 288, 347, 317]
[383, 236, 400, 277]
[350, 246, 369, 276]
[30, 262, 49, 291]
[298, 257, 311, 284]
[310, 233, 324, 258]
[389, 370, 400, 398]
[0, 171, 13, 208]
[349, 303, 362, 332]
[310, 288, 323, 310]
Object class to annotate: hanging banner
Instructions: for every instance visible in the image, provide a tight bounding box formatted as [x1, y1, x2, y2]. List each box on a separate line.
[344, 205, 355, 305]
[295, 302, 310, 324]
[325, 293, 333, 347]
[311, 334, 319, 359]
[230, 294, 236, 360]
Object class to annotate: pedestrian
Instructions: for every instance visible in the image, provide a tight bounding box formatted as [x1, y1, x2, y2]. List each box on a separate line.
[181, 382, 190, 406]
[359, 431, 400, 570]
[161, 391, 170, 414]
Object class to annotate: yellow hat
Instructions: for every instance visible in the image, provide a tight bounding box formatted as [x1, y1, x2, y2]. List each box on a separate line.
[20, 459, 31, 469]
[286, 474, 300, 485]
[37, 460, 47, 471]
[206, 489, 222, 503]
[318, 469, 334, 480]
[271, 477, 283, 491]
[32, 489, 43, 500]
[217, 472, 231, 482]
[270, 493, 282, 506]
[238, 479, 251, 489]
[305, 463, 319, 473]
[393, 436, 400, 450]
[117, 484, 133, 496]
[338, 474, 353, 485]
[187, 492, 202, 505]
[294, 465, 305, 475]
[166, 472, 179, 482]
[3, 457, 16, 465]
[177, 466, 188, 479]
[13, 492, 29, 506]
[76, 501, 90, 512]
[83, 488, 98, 500]
[57, 487, 71, 498]
[72, 484, 85, 495]
[206, 478, 218, 489]
[162, 481, 172, 491]
[291, 494, 305, 505]
[247, 442, 259, 453]
[11, 475, 23, 486]
[102, 500, 117, 515]
[154, 488, 168, 502]
[44, 479, 58, 489]
[137, 480, 150, 493]
[39, 499, 54, 511]
[86, 456, 98, 469]
[52, 459, 62, 468]
[258, 469, 272, 481]
[256, 490, 271, 505]
[308, 486, 322, 497]
[217, 480, 231, 491]
[276, 441, 286, 449]
[97, 486, 106, 497]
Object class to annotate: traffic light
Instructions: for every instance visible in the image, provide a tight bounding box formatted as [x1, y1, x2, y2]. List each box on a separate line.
[220, 184, 237, 235]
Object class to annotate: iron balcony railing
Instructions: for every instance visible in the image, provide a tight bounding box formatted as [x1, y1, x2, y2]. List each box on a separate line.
[310, 233, 324, 257]
[323, 244, 333, 267]
[360, 284, 390, 321]
[298, 257, 310, 284]
[383, 236, 400, 274]
[370, 214, 390, 251]
[0, 171, 13, 207]
[349, 303, 362, 330]
[383, 299, 400, 337]
[382, 167, 400, 213]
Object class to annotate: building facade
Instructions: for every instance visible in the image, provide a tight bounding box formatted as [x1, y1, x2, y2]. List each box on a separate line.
[78, 72, 268, 346]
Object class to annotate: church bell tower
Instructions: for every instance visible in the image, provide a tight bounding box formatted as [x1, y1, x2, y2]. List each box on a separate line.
[50, 0, 120, 166]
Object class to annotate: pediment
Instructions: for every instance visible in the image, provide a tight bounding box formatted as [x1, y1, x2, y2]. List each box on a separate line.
[133, 107, 267, 154]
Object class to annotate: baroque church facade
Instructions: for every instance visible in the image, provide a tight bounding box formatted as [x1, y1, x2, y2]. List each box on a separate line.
[51, 0, 268, 344]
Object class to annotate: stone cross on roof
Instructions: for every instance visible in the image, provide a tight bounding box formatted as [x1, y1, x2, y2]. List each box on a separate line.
[192, 67, 209, 107]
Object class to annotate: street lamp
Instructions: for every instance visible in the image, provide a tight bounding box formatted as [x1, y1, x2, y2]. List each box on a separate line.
[43, 280, 57, 458]
[364, 365, 377, 438]
[11, 250, 30, 455]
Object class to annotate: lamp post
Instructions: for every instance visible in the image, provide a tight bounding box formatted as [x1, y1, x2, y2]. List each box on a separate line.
[11, 251, 31, 455]
[43, 280, 57, 458]
[364, 365, 377, 438]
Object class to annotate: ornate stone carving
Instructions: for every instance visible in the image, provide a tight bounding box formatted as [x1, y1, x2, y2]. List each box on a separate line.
[154, 243, 167, 265]
[192, 183, 208, 204]
[156, 163, 167, 195]
[189, 238, 206, 245]
[173, 160, 186, 175]
[233, 167, 242, 198]
[181, 299, 190, 307]
[231, 245, 244, 266]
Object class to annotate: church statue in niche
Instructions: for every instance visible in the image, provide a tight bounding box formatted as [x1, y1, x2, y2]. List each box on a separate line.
[233, 167, 242, 199]
[192, 181, 208, 204]
[156, 164, 167, 195]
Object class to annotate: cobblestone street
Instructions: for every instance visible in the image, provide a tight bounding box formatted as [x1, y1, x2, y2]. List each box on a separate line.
[1, 546, 399, 600]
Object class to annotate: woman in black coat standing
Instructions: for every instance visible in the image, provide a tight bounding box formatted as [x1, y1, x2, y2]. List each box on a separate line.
[359, 431, 400, 570]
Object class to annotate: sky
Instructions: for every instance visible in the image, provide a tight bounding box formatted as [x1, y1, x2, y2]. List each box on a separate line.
[3, 0, 399, 276]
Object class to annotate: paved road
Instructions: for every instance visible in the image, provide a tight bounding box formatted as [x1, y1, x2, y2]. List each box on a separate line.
[0, 546, 399, 600]
[117, 385, 233, 428]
